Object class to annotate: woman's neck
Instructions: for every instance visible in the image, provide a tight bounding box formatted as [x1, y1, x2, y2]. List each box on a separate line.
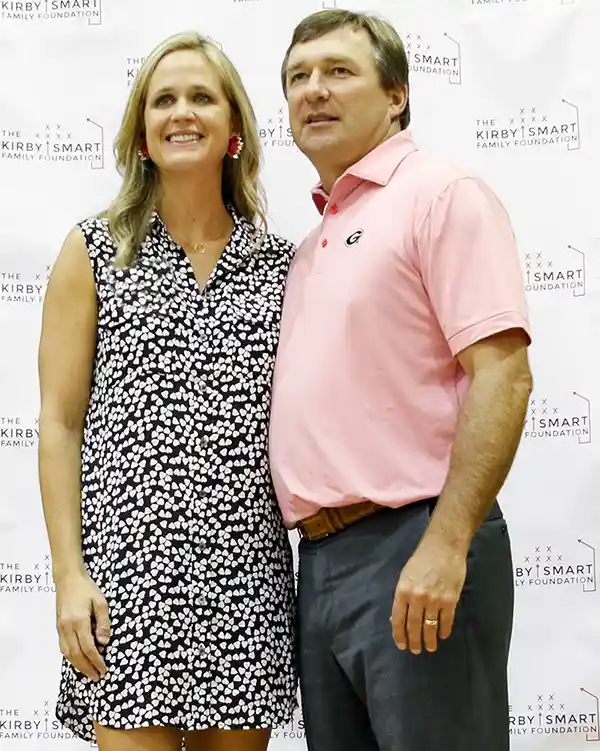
[157, 168, 232, 241]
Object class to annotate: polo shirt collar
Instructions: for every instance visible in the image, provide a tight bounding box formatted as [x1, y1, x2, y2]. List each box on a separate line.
[311, 129, 418, 215]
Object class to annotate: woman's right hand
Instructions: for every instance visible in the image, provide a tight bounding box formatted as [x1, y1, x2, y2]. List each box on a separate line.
[55, 570, 110, 681]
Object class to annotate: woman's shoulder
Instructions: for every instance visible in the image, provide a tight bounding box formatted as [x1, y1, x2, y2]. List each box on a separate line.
[73, 215, 116, 271]
[75, 214, 112, 246]
[77, 213, 110, 235]
[261, 230, 296, 258]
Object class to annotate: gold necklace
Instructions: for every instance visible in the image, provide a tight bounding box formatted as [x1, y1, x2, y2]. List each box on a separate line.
[190, 241, 208, 254]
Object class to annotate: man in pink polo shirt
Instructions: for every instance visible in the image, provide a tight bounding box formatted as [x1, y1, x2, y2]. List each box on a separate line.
[270, 8, 533, 751]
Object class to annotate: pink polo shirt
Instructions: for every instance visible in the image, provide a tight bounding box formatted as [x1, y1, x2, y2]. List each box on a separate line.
[269, 129, 530, 527]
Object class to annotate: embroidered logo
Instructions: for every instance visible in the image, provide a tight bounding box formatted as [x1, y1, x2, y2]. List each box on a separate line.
[345, 229, 364, 247]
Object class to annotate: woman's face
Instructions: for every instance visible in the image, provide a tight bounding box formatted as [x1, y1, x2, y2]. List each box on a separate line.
[143, 49, 234, 175]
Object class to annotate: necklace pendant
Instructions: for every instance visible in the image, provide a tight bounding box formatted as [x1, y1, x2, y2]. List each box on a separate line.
[192, 242, 207, 254]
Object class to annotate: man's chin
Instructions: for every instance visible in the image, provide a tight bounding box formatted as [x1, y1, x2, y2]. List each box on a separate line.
[301, 133, 343, 156]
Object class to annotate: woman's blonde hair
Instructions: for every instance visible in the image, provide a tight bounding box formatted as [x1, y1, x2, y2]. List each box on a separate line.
[106, 31, 267, 267]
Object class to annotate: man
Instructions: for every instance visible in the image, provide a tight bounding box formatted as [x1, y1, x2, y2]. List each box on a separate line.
[269, 9, 533, 751]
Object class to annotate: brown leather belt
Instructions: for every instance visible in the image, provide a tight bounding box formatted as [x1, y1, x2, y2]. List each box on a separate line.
[297, 500, 384, 541]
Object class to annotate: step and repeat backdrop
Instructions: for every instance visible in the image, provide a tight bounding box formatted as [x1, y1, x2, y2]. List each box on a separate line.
[1, 0, 599, 749]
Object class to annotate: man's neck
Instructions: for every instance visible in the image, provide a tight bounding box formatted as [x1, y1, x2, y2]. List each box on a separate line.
[316, 122, 403, 195]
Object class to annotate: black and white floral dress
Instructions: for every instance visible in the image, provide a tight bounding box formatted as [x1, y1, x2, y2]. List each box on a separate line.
[55, 209, 297, 741]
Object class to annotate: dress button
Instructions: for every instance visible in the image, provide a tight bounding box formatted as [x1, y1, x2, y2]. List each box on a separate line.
[200, 436, 209, 448]
[321, 238, 328, 248]
[198, 595, 207, 607]
[198, 331, 207, 342]
[198, 540, 208, 553]
[198, 381, 207, 393]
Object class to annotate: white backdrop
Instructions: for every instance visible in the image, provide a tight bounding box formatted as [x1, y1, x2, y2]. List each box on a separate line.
[1, 0, 600, 749]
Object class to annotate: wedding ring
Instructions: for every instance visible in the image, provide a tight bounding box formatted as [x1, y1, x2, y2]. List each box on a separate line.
[424, 617, 439, 627]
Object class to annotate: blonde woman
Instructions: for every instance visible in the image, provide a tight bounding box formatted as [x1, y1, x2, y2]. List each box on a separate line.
[38, 31, 296, 751]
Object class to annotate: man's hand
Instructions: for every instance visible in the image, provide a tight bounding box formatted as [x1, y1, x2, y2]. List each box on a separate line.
[390, 538, 467, 654]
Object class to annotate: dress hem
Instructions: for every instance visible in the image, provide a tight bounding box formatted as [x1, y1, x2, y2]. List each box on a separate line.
[56, 703, 299, 744]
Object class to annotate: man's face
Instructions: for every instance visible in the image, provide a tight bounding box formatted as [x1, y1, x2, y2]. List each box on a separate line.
[285, 26, 406, 182]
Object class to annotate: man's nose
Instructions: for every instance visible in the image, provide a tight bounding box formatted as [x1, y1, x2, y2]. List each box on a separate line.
[304, 71, 329, 101]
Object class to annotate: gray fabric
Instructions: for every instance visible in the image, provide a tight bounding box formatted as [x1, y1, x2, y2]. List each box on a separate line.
[297, 499, 513, 751]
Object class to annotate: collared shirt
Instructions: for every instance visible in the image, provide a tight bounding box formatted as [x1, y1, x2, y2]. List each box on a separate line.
[269, 129, 531, 527]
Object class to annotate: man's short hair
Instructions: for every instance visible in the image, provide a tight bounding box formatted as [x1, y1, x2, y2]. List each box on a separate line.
[281, 9, 411, 130]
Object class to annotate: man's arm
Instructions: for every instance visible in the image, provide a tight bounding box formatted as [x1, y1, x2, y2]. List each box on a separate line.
[390, 328, 532, 655]
[425, 327, 532, 551]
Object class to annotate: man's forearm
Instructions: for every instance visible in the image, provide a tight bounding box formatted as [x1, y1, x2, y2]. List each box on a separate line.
[424, 365, 532, 553]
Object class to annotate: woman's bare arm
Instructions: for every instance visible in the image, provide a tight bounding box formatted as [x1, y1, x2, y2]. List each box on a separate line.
[38, 226, 97, 583]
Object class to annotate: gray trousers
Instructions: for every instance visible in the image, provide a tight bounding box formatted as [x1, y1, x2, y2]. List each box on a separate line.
[297, 498, 513, 751]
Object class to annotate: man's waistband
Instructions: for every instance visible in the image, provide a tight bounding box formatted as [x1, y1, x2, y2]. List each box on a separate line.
[296, 501, 385, 541]
[296, 498, 503, 542]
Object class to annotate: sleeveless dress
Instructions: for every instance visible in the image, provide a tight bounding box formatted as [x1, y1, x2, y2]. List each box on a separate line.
[55, 209, 297, 741]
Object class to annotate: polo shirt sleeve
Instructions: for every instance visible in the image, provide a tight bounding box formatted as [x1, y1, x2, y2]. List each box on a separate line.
[415, 176, 531, 356]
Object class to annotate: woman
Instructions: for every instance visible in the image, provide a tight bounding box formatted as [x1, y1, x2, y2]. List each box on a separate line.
[38, 31, 296, 751]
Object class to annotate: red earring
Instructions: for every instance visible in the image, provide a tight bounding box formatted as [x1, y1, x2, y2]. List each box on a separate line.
[227, 134, 244, 159]
[138, 139, 150, 161]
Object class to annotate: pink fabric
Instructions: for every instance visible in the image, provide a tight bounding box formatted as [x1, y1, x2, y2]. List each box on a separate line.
[270, 130, 530, 527]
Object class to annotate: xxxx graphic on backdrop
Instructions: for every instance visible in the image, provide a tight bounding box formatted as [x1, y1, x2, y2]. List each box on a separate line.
[523, 393, 591, 443]
[514, 540, 596, 592]
[1, 121, 104, 167]
[259, 107, 294, 149]
[405, 30, 462, 84]
[523, 244, 585, 297]
[0, 264, 49, 304]
[510, 690, 599, 742]
[0, 701, 78, 742]
[0, 554, 54, 594]
[476, 100, 580, 151]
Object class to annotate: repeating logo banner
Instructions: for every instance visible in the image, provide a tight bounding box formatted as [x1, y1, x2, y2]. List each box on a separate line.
[0, 553, 54, 595]
[405, 30, 462, 84]
[523, 392, 591, 443]
[514, 540, 596, 592]
[0, 0, 102, 24]
[476, 101, 580, 151]
[259, 106, 294, 149]
[1, 121, 105, 167]
[0, 263, 49, 305]
[0, 701, 79, 743]
[510, 689, 599, 742]
[523, 244, 586, 298]
[0, 415, 39, 449]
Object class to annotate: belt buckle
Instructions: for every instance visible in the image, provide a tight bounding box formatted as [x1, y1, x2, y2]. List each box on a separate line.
[298, 509, 337, 541]
[297, 525, 332, 541]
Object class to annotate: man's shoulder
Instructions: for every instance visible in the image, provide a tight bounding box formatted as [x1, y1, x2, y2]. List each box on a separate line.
[392, 146, 480, 199]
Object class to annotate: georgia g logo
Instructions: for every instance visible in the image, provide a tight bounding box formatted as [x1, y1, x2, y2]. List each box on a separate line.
[345, 229, 364, 247]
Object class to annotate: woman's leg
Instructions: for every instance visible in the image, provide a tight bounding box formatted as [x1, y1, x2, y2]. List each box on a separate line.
[185, 728, 271, 751]
[94, 723, 183, 751]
